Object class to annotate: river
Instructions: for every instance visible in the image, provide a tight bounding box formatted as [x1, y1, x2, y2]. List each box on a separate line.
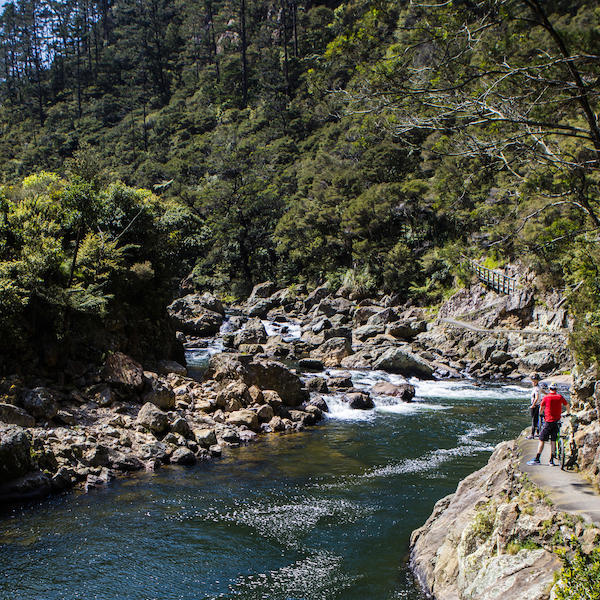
[0, 357, 530, 600]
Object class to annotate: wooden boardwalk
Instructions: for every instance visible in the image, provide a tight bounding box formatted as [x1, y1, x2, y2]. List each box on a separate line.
[470, 260, 519, 295]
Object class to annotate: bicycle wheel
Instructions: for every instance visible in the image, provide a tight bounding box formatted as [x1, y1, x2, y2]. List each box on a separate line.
[559, 438, 566, 470]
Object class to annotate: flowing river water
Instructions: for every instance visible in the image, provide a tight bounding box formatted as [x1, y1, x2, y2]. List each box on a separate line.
[0, 322, 532, 600]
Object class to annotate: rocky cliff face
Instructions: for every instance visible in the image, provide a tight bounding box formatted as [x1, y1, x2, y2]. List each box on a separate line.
[410, 441, 600, 600]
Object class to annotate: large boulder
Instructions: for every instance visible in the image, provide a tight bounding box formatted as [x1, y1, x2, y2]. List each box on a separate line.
[205, 353, 251, 382]
[323, 327, 353, 341]
[167, 293, 225, 335]
[373, 347, 435, 378]
[136, 402, 169, 435]
[170, 447, 197, 466]
[216, 381, 252, 411]
[0, 425, 34, 482]
[353, 305, 381, 325]
[0, 403, 35, 427]
[367, 308, 398, 326]
[386, 319, 427, 340]
[102, 352, 144, 392]
[170, 417, 193, 439]
[21, 387, 58, 421]
[247, 281, 278, 304]
[194, 428, 218, 448]
[353, 324, 384, 341]
[304, 283, 330, 310]
[310, 337, 353, 367]
[246, 360, 309, 407]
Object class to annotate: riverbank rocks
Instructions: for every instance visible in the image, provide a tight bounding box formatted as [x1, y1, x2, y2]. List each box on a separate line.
[136, 403, 169, 435]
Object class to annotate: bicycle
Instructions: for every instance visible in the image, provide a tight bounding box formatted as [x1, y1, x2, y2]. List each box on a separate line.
[553, 416, 578, 471]
[552, 420, 565, 469]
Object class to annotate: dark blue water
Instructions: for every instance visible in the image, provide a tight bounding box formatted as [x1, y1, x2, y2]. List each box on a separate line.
[0, 378, 529, 600]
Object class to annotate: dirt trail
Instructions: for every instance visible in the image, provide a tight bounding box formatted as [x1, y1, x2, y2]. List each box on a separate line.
[520, 438, 600, 524]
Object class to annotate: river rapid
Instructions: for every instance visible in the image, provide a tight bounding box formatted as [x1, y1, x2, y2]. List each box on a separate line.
[0, 323, 532, 600]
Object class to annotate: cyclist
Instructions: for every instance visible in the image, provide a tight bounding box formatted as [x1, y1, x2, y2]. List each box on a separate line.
[526, 372, 542, 439]
[527, 382, 569, 466]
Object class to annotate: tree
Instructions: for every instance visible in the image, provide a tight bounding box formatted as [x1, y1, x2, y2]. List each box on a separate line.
[346, 1, 600, 229]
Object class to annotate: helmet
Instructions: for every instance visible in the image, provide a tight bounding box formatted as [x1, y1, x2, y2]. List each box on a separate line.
[530, 372, 540, 381]
[548, 382, 557, 391]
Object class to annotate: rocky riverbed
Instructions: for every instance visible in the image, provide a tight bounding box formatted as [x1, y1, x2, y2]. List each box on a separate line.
[0, 279, 578, 508]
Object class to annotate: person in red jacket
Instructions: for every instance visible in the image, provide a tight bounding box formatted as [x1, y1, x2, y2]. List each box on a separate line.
[527, 382, 569, 465]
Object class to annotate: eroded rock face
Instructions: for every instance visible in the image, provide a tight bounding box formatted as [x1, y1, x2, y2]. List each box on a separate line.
[410, 441, 571, 600]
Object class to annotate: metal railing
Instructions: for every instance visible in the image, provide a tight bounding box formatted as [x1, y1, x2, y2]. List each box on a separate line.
[471, 261, 518, 295]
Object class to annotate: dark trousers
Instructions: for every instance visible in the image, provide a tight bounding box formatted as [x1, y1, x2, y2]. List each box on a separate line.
[530, 406, 540, 436]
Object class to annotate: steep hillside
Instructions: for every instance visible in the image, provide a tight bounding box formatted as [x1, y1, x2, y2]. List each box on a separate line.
[0, 0, 599, 368]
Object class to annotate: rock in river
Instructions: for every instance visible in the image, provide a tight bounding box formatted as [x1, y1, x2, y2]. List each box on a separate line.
[343, 392, 374, 410]
[373, 347, 434, 379]
[371, 381, 415, 402]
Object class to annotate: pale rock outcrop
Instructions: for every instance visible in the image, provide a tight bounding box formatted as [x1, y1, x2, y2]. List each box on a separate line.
[410, 441, 579, 600]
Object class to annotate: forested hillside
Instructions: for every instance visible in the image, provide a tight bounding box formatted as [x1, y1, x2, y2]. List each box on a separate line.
[0, 0, 599, 367]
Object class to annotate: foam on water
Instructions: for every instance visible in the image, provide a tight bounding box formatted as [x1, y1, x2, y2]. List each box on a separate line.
[186, 340, 224, 366]
[262, 319, 302, 341]
[413, 379, 527, 400]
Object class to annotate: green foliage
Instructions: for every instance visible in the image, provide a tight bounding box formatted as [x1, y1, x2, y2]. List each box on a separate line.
[506, 539, 542, 555]
[471, 502, 497, 540]
[554, 538, 600, 600]
[0, 171, 188, 371]
[0, 0, 598, 325]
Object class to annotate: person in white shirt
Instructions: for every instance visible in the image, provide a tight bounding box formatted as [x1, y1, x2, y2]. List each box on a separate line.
[526, 373, 542, 439]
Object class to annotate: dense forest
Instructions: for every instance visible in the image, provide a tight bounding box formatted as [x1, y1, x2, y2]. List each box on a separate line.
[0, 0, 599, 369]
